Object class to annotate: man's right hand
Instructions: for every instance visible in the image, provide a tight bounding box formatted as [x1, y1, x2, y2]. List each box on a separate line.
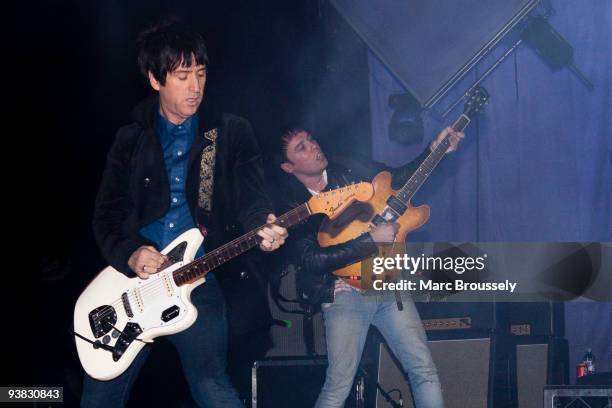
[128, 245, 169, 279]
[369, 222, 400, 243]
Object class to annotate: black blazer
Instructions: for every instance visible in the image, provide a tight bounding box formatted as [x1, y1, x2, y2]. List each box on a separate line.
[92, 95, 273, 334]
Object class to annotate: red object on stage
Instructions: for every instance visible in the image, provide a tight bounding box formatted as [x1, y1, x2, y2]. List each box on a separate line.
[576, 362, 588, 379]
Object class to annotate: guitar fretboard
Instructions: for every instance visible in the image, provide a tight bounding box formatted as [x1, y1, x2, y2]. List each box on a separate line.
[173, 204, 311, 286]
[395, 114, 471, 204]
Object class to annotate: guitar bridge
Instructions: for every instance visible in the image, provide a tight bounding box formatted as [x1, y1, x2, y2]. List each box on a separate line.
[121, 292, 133, 318]
[88, 306, 117, 338]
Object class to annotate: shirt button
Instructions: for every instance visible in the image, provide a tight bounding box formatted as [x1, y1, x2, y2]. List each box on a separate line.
[169, 222, 175, 228]
[172, 197, 178, 203]
[175, 177, 180, 182]
[177, 151, 183, 157]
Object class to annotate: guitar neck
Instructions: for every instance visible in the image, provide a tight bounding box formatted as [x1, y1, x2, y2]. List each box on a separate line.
[173, 203, 311, 286]
[395, 114, 471, 204]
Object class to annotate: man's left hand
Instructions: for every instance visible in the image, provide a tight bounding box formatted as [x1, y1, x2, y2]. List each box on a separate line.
[430, 127, 465, 153]
[258, 213, 288, 252]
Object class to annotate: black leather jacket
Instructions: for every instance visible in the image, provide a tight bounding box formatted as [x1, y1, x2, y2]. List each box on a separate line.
[274, 151, 429, 305]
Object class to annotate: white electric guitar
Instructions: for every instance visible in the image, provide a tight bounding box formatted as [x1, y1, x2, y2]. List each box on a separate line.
[74, 182, 373, 380]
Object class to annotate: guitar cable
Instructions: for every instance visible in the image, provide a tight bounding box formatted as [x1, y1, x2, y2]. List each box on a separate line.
[71, 330, 113, 352]
[71, 323, 152, 354]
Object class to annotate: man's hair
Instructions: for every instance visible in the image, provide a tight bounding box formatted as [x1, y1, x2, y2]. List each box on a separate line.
[279, 128, 308, 164]
[137, 19, 209, 86]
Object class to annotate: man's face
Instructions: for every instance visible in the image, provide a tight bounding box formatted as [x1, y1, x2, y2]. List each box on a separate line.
[281, 131, 328, 176]
[149, 61, 206, 125]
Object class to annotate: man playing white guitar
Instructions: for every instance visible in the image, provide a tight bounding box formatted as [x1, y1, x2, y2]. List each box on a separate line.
[81, 20, 287, 407]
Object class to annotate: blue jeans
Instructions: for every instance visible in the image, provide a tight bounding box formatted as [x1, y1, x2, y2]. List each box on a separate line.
[315, 290, 444, 408]
[81, 279, 243, 408]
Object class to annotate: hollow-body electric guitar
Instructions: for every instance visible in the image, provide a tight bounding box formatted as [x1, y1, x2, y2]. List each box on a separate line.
[318, 87, 490, 289]
[74, 182, 373, 380]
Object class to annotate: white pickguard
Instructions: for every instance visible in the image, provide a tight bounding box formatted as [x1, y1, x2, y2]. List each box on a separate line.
[74, 228, 204, 381]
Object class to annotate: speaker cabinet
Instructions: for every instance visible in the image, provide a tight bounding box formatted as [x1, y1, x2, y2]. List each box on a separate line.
[375, 336, 492, 408]
[516, 343, 549, 408]
[372, 332, 568, 408]
[251, 358, 327, 408]
[512, 336, 569, 408]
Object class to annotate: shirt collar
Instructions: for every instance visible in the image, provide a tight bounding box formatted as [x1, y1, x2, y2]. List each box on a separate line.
[307, 170, 328, 196]
[156, 108, 199, 144]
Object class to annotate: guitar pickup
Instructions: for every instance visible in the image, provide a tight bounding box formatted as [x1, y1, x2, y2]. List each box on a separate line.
[121, 292, 133, 318]
[371, 214, 386, 226]
[386, 196, 407, 216]
[161, 305, 180, 322]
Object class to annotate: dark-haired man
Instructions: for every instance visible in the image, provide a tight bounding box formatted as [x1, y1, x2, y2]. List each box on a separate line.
[275, 128, 463, 408]
[82, 21, 287, 407]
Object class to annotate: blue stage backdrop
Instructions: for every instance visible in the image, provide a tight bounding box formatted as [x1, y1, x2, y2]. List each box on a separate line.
[364, 0, 611, 376]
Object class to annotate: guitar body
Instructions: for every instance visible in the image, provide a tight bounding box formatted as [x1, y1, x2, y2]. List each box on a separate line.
[318, 171, 430, 289]
[74, 229, 204, 381]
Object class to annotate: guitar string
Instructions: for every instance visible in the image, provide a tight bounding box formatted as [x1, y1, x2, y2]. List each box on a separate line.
[398, 117, 468, 202]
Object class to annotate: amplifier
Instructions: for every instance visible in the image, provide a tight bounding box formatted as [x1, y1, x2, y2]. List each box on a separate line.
[496, 302, 565, 337]
[266, 265, 326, 357]
[415, 302, 495, 332]
[421, 317, 472, 330]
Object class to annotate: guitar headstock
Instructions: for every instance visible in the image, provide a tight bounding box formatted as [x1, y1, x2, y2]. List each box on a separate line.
[463, 86, 490, 118]
[307, 182, 374, 219]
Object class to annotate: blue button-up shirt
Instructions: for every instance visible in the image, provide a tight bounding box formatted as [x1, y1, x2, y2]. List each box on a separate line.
[140, 110, 206, 262]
